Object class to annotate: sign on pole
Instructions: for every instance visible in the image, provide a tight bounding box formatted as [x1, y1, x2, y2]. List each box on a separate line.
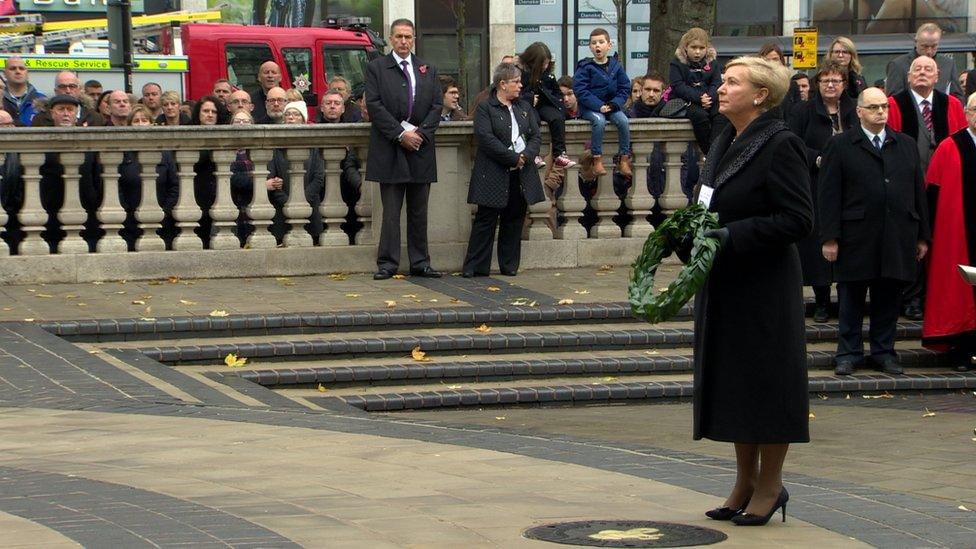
[792, 27, 818, 70]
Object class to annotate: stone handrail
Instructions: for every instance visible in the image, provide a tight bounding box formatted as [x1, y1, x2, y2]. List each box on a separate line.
[0, 119, 695, 284]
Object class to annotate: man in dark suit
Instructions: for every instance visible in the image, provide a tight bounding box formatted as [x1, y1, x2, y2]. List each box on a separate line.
[364, 18, 443, 279]
[819, 87, 931, 376]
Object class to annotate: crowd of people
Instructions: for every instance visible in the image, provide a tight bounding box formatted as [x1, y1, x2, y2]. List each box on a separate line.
[1, 21, 976, 375]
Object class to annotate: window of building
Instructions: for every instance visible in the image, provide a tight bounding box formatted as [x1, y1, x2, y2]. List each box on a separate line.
[806, 0, 968, 34]
[716, 0, 782, 36]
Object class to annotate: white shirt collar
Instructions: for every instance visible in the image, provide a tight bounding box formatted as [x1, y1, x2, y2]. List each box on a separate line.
[393, 52, 412, 65]
[910, 88, 934, 106]
[968, 128, 976, 147]
[862, 125, 886, 145]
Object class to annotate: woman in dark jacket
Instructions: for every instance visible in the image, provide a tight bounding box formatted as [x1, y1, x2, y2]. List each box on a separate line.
[463, 62, 545, 277]
[519, 42, 574, 168]
[825, 37, 866, 100]
[789, 63, 858, 322]
[190, 96, 223, 248]
[692, 56, 813, 526]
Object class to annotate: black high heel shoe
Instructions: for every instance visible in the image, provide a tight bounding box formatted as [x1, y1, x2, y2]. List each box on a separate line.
[705, 496, 750, 521]
[731, 487, 789, 526]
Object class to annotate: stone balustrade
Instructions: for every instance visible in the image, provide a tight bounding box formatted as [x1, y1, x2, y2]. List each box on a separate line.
[0, 119, 694, 284]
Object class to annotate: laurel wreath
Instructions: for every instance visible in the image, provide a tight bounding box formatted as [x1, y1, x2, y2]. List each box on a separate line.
[629, 204, 721, 323]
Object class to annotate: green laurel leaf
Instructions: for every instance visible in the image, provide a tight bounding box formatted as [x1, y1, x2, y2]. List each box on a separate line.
[628, 203, 720, 323]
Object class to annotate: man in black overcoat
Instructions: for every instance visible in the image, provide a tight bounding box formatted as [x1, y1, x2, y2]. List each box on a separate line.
[819, 87, 931, 376]
[364, 18, 443, 279]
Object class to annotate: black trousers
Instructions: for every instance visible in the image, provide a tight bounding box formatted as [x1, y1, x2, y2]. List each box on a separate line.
[536, 103, 566, 158]
[463, 172, 527, 275]
[377, 182, 431, 272]
[902, 262, 926, 308]
[836, 278, 904, 363]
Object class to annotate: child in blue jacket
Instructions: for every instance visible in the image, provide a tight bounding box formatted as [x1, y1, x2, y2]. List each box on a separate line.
[572, 28, 632, 178]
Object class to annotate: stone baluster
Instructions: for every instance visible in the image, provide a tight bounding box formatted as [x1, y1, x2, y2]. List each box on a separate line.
[588, 167, 622, 239]
[623, 140, 656, 238]
[282, 148, 313, 247]
[659, 140, 690, 217]
[17, 153, 49, 255]
[319, 147, 349, 245]
[134, 151, 165, 251]
[95, 152, 128, 253]
[525, 180, 554, 241]
[58, 152, 92, 253]
[555, 142, 588, 240]
[245, 148, 277, 249]
[172, 150, 203, 250]
[209, 149, 240, 250]
[354, 146, 373, 245]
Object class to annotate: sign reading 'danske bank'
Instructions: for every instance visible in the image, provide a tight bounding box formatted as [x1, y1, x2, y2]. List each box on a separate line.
[17, 0, 145, 13]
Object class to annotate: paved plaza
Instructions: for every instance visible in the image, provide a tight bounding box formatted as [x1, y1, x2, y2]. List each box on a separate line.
[1, 267, 975, 548]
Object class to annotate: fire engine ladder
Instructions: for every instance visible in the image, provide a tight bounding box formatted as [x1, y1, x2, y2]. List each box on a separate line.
[0, 10, 221, 52]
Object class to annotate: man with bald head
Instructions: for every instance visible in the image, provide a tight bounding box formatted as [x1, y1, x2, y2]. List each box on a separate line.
[2, 55, 45, 125]
[819, 87, 930, 376]
[886, 23, 963, 100]
[226, 89, 253, 115]
[922, 92, 976, 371]
[251, 61, 283, 122]
[256, 86, 287, 124]
[886, 55, 967, 319]
[32, 71, 103, 127]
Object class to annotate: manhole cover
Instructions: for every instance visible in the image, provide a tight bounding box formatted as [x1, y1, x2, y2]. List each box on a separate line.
[523, 520, 727, 547]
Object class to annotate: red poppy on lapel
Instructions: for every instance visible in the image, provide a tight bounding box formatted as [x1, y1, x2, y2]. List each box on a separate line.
[703, 63, 711, 71]
[419, 65, 428, 75]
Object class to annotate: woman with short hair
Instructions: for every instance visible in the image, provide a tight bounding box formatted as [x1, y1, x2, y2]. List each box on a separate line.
[692, 56, 813, 526]
[462, 62, 545, 277]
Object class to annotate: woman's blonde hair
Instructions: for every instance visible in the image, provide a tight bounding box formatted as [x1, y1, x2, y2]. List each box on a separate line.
[828, 36, 862, 74]
[724, 56, 791, 110]
[678, 27, 711, 51]
[285, 88, 304, 102]
[127, 104, 153, 125]
[160, 91, 180, 105]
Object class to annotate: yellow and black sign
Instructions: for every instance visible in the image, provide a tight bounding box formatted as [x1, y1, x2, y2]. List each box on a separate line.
[792, 27, 818, 70]
[0, 56, 188, 72]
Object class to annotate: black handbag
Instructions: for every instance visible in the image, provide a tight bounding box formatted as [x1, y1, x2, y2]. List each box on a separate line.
[659, 98, 690, 118]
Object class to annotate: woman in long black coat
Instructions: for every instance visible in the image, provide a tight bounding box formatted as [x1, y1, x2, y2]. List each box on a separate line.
[692, 57, 813, 526]
[463, 62, 545, 277]
[788, 63, 858, 321]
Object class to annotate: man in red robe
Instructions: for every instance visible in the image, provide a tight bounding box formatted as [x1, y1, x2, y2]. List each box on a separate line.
[887, 55, 967, 320]
[923, 92, 976, 371]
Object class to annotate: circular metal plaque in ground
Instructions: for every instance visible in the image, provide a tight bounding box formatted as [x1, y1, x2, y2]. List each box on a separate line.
[523, 520, 727, 547]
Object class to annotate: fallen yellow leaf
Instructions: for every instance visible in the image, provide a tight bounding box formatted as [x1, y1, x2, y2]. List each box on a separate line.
[450, 298, 462, 303]
[644, 350, 659, 355]
[167, 275, 181, 283]
[140, 317, 156, 321]
[602, 376, 618, 382]
[23, 318, 34, 322]
[224, 353, 247, 367]
[495, 416, 506, 420]
[599, 264, 614, 271]
[35, 293, 54, 298]
[411, 346, 432, 362]
[922, 408, 936, 418]
[148, 280, 164, 286]
[317, 383, 328, 392]
[179, 299, 197, 305]
[26, 289, 35, 293]
[401, 294, 418, 298]
[574, 289, 590, 295]
[557, 299, 574, 305]
[959, 505, 971, 512]
[553, 273, 562, 277]
[429, 299, 439, 302]
[2, 307, 11, 311]
[92, 281, 104, 285]
[76, 303, 87, 307]
[64, 294, 78, 299]
[385, 300, 397, 308]
[328, 273, 348, 281]
[131, 300, 146, 305]
[275, 277, 290, 282]
[809, 412, 816, 419]
[486, 286, 501, 292]
[474, 324, 491, 333]
[115, 291, 127, 294]
[392, 274, 406, 280]
[345, 293, 361, 298]
[209, 310, 229, 317]
[862, 392, 894, 400]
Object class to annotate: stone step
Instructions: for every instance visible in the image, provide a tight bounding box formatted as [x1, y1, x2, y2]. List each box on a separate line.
[40, 300, 865, 342]
[135, 321, 924, 365]
[238, 347, 945, 388]
[308, 372, 976, 412]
